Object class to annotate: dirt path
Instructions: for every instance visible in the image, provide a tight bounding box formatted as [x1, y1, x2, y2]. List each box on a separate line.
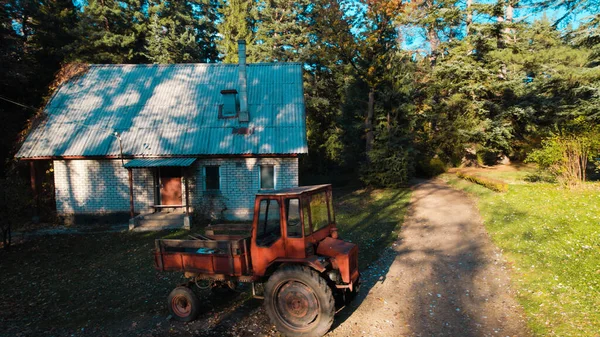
[327, 179, 530, 337]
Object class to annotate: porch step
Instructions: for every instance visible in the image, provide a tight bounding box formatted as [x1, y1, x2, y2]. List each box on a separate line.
[129, 213, 190, 231]
[130, 222, 185, 232]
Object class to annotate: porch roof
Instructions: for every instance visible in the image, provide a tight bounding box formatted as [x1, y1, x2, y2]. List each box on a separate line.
[124, 157, 196, 168]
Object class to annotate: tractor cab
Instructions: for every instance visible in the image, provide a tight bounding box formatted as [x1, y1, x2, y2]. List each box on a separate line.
[250, 185, 359, 290]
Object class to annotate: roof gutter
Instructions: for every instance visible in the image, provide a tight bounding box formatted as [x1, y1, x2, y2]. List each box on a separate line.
[19, 154, 300, 160]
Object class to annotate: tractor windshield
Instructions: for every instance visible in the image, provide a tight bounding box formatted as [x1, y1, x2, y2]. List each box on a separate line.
[309, 191, 332, 233]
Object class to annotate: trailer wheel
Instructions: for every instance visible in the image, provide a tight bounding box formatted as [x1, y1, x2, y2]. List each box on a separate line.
[264, 265, 335, 337]
[167, 286, 199, 322]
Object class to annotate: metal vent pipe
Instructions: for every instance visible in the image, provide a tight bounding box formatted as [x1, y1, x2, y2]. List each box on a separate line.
[238, 40, 249, 122]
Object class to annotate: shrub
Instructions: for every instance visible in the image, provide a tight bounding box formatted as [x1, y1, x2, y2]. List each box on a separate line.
[524, 170, 557, 183]
[456, 171, 509, 192]
[417, 157, 447, 177]
[361, 148, 413, 187]
[476, 148, 502, 166]
[526, 131, 600, 187]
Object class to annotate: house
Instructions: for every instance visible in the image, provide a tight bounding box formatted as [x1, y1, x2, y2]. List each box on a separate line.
[16, 41, 307, 228]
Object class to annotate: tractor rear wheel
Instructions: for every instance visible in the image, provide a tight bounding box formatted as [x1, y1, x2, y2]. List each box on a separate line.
[264, 265, 335, 337]
[167, 286, 200, 322]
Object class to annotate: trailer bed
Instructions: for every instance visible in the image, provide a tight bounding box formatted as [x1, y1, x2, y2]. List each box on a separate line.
[154, 236, 252, 277]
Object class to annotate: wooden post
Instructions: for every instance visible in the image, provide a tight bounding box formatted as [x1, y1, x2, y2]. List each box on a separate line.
[128, 168, 135, 218]
[29, 161, 39, 217]
[184, 169, 190, 215]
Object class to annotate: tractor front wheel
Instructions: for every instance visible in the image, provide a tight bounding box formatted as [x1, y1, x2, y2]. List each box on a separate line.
[264, 265, 335, 337]
[167, 286, 200, 322]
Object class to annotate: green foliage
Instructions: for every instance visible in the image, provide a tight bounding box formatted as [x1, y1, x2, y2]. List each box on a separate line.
[417, 157, 447, 177]
[217, 0, 253, 63]
[249, 0, 312, 62]
[144, 0, 219, 63]
[69, 0, 146, 63]
[335, 187, 411, 269]
[456, 170, 509, 192]
[476, 148, 501, 166]
[524, 170, 557, 183]
[361, 125, 415, 187]
[526, 127, 600, 186]
[2, 0, 600, 194]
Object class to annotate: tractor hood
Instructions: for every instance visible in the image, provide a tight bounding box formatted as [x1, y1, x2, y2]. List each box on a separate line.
[316, 237, 359, 284]
[316, 237, 356, 257]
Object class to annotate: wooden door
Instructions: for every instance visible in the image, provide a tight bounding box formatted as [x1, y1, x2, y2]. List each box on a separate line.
[160, 167, 182, 205]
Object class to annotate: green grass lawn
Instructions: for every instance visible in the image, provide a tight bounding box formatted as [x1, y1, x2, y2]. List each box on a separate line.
[441, 171, 600, 336]
[334, 188, 411, 269]
[0, 187, 410, 336]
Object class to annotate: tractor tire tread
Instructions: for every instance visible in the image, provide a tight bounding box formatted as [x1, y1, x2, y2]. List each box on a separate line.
[264, 265, 335, 337]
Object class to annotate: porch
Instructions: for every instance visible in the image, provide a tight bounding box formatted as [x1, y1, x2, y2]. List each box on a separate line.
[125, 158, 195, 231]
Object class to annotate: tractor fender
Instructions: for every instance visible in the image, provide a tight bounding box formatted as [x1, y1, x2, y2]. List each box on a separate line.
[265, 255, 330, 277]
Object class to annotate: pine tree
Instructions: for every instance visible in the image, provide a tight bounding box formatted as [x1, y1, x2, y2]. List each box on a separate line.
[144, 0, 219, 64]
[68, 0, 146, 63]
[250, 0, 312, 62]
[217, 0, 252, 63]
[30, 0, 78, 68]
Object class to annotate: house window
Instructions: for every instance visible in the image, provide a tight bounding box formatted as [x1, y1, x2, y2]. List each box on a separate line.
[260, 165, 275, 189]
[204, 166, 220, 190]
[220, 89, 238, 118]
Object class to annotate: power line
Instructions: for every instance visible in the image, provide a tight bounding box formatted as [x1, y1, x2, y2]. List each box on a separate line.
[0, 95, 38, 111]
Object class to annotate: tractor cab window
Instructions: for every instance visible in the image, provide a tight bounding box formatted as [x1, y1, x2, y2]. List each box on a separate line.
[256, 199, 281, 247]
[309, 192, 330, 232]
[285, 198, 302, 238]
[302, 198, 311, 236]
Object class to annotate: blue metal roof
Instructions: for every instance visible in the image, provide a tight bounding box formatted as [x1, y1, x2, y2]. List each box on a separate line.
[124, 158, 197, 168]
[17, 63, 308, 158]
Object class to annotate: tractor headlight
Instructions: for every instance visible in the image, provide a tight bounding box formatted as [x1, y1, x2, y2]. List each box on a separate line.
[327, 270, 341, 283]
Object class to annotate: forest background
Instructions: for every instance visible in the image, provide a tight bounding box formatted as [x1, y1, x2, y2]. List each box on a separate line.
[1, 0, 599, 200]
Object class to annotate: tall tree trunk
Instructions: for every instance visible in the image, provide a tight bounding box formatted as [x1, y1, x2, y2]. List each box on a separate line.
[366, 87, 375, 154]
[496, 16, 504, 48]
[504, 0, 515, 44]
[466, 0, 473, 36]
[427, 26, 440, 52]
[427, 26, 440, 65]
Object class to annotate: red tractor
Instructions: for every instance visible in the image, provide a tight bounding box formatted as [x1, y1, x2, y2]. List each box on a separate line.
[154, 184, 360, 337]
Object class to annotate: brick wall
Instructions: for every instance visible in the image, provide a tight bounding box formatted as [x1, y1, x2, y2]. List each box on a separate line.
[53, 160, 154, 215]
[187, 157, 299, 220]
[53, 157, 299, 221]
